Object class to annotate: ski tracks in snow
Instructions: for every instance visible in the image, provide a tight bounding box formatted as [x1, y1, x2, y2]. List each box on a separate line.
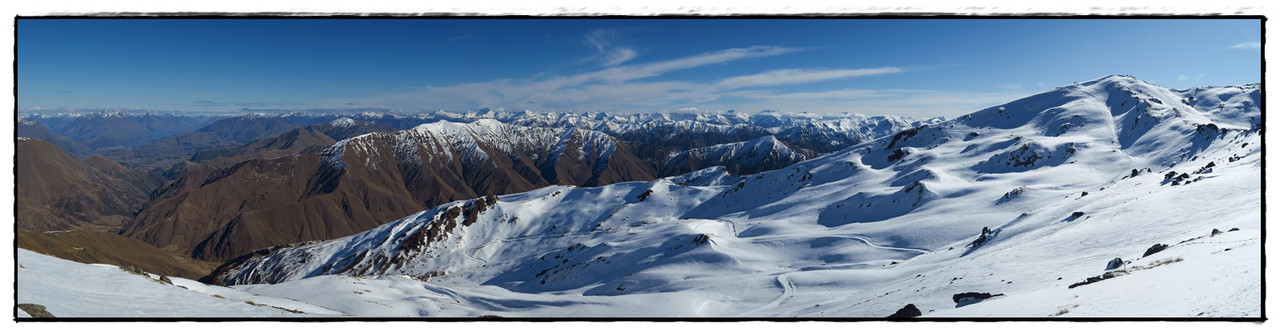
[844, 234, 931, 255]
[740, 234, 929, 316]
[743, 271, 797, 316]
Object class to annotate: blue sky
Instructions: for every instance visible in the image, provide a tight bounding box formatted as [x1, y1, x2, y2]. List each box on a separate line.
[17, 18, 1261, 119]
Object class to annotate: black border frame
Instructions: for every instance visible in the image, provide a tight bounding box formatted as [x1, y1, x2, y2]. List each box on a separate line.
[11, 13, 1267, 323]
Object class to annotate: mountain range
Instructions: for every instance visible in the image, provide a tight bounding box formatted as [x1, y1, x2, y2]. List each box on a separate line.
[19, 107, 925, 263]
[16, 75, 1262, 317]
[200, 75, 1262, 317]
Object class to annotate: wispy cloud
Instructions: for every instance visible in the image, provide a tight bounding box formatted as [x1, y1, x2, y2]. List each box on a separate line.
[444, 34, 475, 44]
[329, 46, 940, 116]
[333, 46, 805, 110]
[997, 84, 1024, 91]
[604, 48, 637, 67]
[1177, 73, 1205, 82]
[715, 67, 900, 89]
[726, 89, 1028, 119]
[590, 46, 798, 83]
[1230, 41, 1261, 50]
[585, 28, 637, 67]
[192, 100, 291, 108]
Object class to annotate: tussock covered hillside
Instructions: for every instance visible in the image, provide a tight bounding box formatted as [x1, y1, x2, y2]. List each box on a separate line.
[191, 75, 1259, 317]
[15, 137, 164, 232]
[124, 120, 654, 262]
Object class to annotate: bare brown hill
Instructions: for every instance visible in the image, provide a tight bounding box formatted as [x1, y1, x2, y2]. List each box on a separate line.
[190, 127, 337, 167]
[17, 229, 216, 279]
[124, 121, 655, 262]
[15, 138, 164, 232]
[17, 120, 90, 157]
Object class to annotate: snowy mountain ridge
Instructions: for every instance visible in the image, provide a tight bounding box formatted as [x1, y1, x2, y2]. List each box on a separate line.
[661, 135, 809, 175]
[319, 119, 622, 175]
[14, 75, 1262, 318]
[180, 75, 1261, 317]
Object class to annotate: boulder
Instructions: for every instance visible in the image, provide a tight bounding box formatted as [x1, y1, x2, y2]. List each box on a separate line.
[1142, 244, 1168, 257]
[952, 292, 1003, 307]
[17, 303, 55, 318]
[888, 304, 922, 319]
[1105, 257, 1125, 271]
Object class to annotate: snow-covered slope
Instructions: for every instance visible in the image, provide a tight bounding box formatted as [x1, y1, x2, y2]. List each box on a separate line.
[125, 119, 654, 263]
[188, 75, 1260, 317]
[662, 135, 810, 175]
[16, 249, 344, 317]
[329, 119, 640, 187]
[488, 110, 931, 168]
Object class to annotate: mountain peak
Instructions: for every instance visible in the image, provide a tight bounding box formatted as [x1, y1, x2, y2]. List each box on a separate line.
[329, 117, 357, 128]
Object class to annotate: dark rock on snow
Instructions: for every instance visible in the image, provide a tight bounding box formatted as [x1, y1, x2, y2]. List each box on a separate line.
[1142, 244, 1168, 257]
[1069, 271, 1120, 289]
[1105, 257, 1125, 271]
[888, 304, 922, 319]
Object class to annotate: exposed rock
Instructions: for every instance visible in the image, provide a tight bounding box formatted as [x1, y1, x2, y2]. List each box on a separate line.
[888, 304, 922, 319]
[1106, 257, 1125, 271]
[128, 122, 656, 262]
[887, 148, 908, 162]
[952, 292, 1003, 307]
[1194, 161, 1217, 174]
[1069, 271, 1120, 289]
[17, 303, 56, 318]
[1142, 244, 1168, 257]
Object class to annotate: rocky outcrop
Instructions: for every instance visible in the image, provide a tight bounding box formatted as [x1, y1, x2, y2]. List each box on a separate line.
[887, 304, 922, 319]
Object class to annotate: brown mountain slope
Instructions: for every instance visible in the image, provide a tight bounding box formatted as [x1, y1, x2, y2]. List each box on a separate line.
[15, 138, 164, 232]
[190, 127, 337, 167]
[100, 131, 242, 168]
[124, 121, 656, 261]
[17, 119, 90, 157]
[17, 229, 216, 279]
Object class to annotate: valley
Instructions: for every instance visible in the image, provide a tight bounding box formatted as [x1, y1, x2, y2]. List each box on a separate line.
[15, 75, 1263, 318]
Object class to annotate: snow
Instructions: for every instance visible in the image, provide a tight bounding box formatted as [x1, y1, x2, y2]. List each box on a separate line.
[13, 75, 1263, 319]
[328, 117, 357, 128]
[16, 249, 344, 317]
[206, 76, 1259, 317]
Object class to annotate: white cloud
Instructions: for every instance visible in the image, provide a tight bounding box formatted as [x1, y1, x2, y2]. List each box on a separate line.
[585, 28, 638, 67]
[604, 48, 637, 67]
[997, 83, 1024, 91]
[332, 46, 805, 111]
[1230, 41, 1261, 50]
[715, 67, 900, 89]
[1177, 73, 1205, 82]
[589, 46, 799, 83]
[721, 89, 1028, 119]
[329, 46, 987, 117]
